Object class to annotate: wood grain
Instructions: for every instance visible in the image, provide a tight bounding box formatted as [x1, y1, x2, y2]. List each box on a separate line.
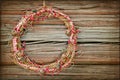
[1, 43, 119, 65]
[0, 0, 119, 80]
[1, 0, 119, 15]
[0, 65, 119, 80]
[1, 24, 119, 42]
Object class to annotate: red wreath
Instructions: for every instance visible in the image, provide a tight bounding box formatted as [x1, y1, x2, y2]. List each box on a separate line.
[10, 6, 79, 75]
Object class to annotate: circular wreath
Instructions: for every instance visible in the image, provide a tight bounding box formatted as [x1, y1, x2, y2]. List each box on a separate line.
[11, 6, 79, 74]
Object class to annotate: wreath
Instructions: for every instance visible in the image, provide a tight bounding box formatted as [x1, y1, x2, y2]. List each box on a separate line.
[10, 5, 79, 75]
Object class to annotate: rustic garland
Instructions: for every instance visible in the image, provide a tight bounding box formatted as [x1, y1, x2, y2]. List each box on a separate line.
[11, 6, 79, 75]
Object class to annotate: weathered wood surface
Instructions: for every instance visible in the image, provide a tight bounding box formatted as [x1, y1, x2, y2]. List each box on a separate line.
[1, 24, 119, 42]
[0, 65, 119, 80]
[1, 43, 120, 65]
[0, 0, 119, 80]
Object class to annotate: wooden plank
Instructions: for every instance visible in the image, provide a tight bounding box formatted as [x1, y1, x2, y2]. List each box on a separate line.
[1, 33, 119, 42]
[1, 34, 119, 42]
[1, 52, 119, 65]
[1, 14, 119, 27]
[1, 43, 119, 53]
[1, 15, 119, 18]
[1, 0, 119, 10]
[1, 0, 119, 16]
[2, 43, 119, 52]
[1, 30, 119, 38]
[1, 0, 119, 18]
[1, 15, 119, 21]
[1, 20, 119, 27]
[0, 65, 119, 80]
[1, 43, 119, 65]
[1, 9, 119, 15]
[1, 24, 119, 32]
[1, 35, 119, 42]
[1, 24, 119, 42]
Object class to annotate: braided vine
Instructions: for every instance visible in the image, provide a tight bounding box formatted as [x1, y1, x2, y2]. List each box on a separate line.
[11, 6, 79, 74]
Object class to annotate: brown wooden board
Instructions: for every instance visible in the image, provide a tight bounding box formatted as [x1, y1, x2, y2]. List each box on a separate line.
[0, 65, 119, 80]
[1, 43, 120, 65]
[0, 0, 119, 80]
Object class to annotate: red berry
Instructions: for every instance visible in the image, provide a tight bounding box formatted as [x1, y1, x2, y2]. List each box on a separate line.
[14, 28, 17, 31]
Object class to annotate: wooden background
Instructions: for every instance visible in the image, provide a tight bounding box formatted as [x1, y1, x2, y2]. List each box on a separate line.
[0, 0, 119, 80]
